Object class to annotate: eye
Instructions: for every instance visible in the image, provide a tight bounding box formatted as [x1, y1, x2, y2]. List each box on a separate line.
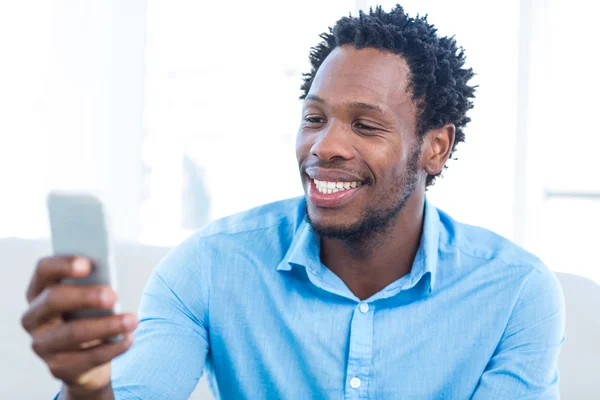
[353, 121, 380, 134]
[354, 123, 376, 130]
[304, 115, 326, 125]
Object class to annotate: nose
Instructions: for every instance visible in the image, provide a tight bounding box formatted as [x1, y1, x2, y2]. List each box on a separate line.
[310, 120, 354, 162]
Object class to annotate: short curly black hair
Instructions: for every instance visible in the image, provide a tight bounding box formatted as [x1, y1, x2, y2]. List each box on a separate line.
[300, 4, 477, 187]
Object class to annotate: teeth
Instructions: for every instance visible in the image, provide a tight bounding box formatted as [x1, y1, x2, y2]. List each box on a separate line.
[313, 179, 363, 194]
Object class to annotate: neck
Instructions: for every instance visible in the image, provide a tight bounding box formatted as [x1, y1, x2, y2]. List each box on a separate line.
[320, 191, 426, 301]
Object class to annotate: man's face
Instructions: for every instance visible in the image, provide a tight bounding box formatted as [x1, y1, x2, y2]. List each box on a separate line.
[296, 45, 426, 241]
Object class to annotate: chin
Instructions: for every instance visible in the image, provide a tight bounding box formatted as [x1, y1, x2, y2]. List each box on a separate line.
[306, 203, 353, 225]
[305, 196, 406, 242]
[305, 206, 364, 240]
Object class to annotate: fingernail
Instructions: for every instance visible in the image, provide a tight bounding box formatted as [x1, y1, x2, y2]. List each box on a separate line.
[72, 258, 90, 274]
[121, 314, 137, 330]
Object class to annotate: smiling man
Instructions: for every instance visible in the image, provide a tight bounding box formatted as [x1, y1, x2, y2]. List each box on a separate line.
[25, 5, 565, 400]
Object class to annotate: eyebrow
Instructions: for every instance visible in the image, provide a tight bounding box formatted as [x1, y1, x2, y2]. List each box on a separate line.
[305, 94, 384, 114]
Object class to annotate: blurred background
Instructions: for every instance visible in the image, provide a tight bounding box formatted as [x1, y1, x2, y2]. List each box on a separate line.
[1, 0, 599, 398]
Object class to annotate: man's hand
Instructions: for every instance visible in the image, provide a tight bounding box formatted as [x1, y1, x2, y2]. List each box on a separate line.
[21, 256, 138, 399]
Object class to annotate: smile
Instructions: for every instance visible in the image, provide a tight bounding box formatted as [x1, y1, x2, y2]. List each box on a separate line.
[313, 179, 363, 194]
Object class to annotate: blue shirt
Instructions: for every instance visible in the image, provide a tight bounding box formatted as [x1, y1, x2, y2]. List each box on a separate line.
[111, 197, 565, 399]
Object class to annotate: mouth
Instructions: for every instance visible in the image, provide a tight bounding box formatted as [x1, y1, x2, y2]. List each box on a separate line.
[312, 179, 363, 194]
[306, 177, 365, 208]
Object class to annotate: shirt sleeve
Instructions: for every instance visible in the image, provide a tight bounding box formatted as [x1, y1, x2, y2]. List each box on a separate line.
[110, 234, 211, 399]
[472, 267, 566, 399]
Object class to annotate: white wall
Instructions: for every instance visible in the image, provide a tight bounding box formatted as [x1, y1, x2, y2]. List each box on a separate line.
[0, 0, 146, 242]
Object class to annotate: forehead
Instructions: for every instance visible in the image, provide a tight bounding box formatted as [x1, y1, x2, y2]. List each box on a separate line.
[308, 45, 413, 110]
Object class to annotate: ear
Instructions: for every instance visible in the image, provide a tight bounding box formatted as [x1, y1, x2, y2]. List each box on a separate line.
[421, 123, 455, 176]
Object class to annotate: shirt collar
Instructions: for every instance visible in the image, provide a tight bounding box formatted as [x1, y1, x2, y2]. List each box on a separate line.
[276, 198, 440, 294]
[276, 214, 321, 274]
[406, 198, 440, 293]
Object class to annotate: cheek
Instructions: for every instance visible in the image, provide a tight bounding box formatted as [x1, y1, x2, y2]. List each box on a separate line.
[295, 131, 312, 162]
[364, 144, 403, 184]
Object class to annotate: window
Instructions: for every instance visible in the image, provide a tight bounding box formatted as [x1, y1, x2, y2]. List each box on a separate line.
[524, 0, 600, 281]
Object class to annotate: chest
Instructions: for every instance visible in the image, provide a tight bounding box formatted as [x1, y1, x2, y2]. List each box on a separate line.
[206, 274, 504, 399]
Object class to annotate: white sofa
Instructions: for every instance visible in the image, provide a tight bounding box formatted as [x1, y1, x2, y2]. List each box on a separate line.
[2, 238, 599, 399]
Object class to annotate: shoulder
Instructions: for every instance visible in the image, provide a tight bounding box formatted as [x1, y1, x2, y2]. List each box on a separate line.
[192, 196, 305, 239]
[436, 207, 548, 274]
[156, 196, 306, 273]
[147, 196, 307, 300]
[433, 206, 564, 335]
[434, 206, 563, 305]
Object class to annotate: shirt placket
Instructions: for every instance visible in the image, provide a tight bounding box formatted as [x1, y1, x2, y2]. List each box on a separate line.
[344, 301, 374, 400]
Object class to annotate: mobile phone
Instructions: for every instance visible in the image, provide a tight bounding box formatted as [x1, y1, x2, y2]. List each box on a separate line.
[47, 192, 120, 341]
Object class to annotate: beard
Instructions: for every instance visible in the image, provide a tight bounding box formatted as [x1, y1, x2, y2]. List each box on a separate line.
[306, 143, 422, 244]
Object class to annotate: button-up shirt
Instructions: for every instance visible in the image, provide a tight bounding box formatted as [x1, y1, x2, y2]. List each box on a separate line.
[110, 197, 565, 399]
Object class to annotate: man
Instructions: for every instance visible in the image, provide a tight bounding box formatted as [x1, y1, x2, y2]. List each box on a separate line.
[22, 5, 565, 399]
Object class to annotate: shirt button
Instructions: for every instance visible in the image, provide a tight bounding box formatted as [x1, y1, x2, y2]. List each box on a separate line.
[359, 303, 369, 313]
[350, 377, 361, 389]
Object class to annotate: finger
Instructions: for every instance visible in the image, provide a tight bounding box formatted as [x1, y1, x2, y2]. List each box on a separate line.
[47, 333, 134, 383]
[27, 256, 91, 302]
[22, 285, 116, 333]
[32, 314, 138, 354]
